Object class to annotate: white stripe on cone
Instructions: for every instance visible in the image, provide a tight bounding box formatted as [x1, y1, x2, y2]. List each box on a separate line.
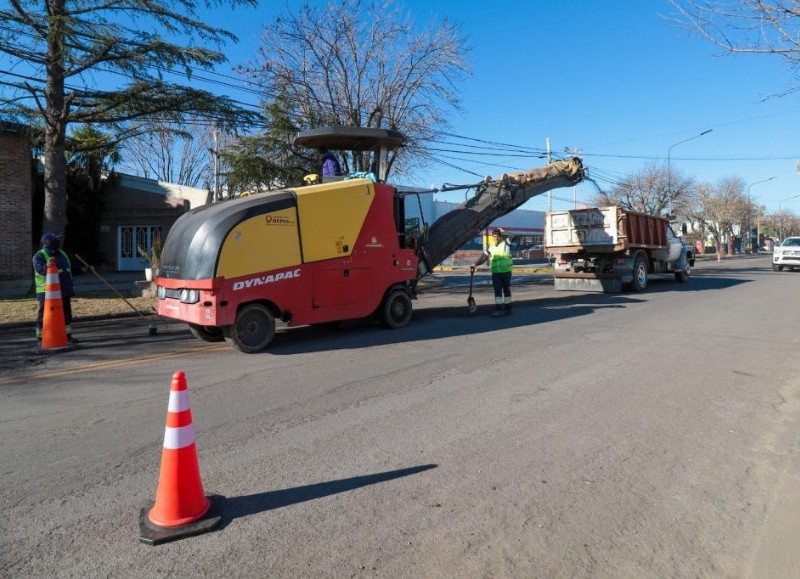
[163, 424, 196, 449]
[167, 390, 191, 412]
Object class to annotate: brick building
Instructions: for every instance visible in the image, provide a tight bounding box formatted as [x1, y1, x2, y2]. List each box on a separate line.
[98, 174, 208, 271]
[0, 122, 209, 289]
[0, 122, 33, 282]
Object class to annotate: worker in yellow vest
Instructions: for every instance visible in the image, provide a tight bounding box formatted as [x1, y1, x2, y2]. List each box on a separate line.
[471, 227, 513, 317]
[32, 232, 77, 343]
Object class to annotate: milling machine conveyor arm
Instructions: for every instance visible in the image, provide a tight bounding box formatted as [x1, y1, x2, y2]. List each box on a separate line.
[417, 157, 585, 276]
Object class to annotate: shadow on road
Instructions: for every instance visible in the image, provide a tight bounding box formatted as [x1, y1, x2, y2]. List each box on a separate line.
[216, 463, 437, 529]
[262, 270, 753, 355]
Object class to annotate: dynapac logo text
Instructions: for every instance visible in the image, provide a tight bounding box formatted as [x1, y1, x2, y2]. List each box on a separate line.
[265, 214, 294, 225]
[233, 268, 302, 290]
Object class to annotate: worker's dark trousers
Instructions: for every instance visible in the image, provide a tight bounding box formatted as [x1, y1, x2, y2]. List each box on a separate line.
[491, 271, 512, 309]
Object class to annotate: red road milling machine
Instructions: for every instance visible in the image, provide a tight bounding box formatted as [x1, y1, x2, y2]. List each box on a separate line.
[155, 127, 585, 352]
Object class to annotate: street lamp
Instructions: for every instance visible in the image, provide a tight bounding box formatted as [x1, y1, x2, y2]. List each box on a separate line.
[778, 193, 800, 241]
[667, 129, 713, 215]
[746, 176, 776, 253]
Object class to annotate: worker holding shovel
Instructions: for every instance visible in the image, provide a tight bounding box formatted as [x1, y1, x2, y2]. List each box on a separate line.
[470, 227, 513, 317]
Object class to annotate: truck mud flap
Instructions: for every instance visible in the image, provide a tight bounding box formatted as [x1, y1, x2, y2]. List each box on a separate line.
[554, 276, 622, 293]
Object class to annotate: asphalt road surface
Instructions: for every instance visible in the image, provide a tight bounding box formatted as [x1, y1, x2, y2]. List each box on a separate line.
[2, 256, 799, 577]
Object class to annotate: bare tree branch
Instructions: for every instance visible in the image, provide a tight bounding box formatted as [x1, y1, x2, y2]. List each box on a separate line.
[236, 0, 470, 183]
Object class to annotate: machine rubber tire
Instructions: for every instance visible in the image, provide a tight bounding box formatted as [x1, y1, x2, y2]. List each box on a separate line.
[188, 323, 225, 342]
[675, 263, 691, 283]
[631, 253, 648, 292]
[379, 289, 413, 329]
[224, 303, 276, 353]
[773, 263, 783, 272]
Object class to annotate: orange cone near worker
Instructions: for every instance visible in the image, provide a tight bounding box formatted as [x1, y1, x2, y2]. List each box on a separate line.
[39, 257, 71, 351]
[139, 371, 222, 545]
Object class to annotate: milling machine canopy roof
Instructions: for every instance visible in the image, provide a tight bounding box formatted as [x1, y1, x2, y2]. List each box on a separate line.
[293, 126, 406, 181]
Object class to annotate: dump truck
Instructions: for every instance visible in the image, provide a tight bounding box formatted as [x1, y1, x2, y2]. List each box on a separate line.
[544, 206, 694, 293]
[155, 126, 584, 352]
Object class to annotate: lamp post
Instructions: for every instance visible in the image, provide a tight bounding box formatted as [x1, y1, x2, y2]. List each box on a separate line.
[746, 176, 776, 253]
[667, 129, 713, 215]
[778, 193, 800, 240]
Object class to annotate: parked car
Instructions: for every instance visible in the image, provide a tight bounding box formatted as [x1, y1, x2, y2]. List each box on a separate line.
[772, 237, 800, 271]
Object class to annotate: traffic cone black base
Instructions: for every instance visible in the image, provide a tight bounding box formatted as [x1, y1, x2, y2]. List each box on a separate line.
[31, 343, 76, 355]
[139, 493, 224, 546]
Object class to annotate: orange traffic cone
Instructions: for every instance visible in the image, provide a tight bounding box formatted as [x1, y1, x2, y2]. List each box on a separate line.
[139, 371, 222, 545]
[39, 257, 71, 352]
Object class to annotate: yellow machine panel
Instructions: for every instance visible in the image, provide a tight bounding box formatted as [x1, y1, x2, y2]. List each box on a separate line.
[217, 207, 302, 278]
[295, 179, 375, 262]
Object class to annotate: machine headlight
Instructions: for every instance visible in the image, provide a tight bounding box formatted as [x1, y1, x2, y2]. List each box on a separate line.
[157, 285, 166, 299]
[179, 289, 199, 304]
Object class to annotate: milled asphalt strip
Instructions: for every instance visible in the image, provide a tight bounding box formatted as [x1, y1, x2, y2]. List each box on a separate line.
[0, 342, 229, 385]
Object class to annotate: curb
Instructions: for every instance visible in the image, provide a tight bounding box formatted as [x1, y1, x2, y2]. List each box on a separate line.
[0, 310, 155, 333]
[434, 266, 553, 274]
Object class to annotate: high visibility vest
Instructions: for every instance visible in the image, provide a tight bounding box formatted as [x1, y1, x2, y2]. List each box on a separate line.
[34, 249, 71, 294]
[486, 239, 513, 274]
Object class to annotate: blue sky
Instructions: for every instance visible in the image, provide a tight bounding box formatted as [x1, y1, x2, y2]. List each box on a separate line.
[151, 2, 800, 213]
[204, 0, 800, 213]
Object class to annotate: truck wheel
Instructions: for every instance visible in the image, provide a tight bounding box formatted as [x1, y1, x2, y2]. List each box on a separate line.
[224, 303, 276, 353]
[379, 289, 413, 329]
[188, 323, 225, 342]
[675, 263, 691, 283]
[632, 253, 648, 292]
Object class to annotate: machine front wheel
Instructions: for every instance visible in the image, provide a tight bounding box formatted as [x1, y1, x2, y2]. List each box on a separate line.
[224, 303, 276, 353]
[378, 289, 413, 329]
[188, 323, 225, 342]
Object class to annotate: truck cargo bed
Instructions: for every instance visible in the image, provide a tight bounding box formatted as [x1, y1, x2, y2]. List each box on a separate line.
[545, 206, 669, 253]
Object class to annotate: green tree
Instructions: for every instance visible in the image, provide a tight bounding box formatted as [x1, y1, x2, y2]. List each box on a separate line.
[222, 98, 312, 195]
[0, 0, 258, 235]
[68, 125, 122, 194]
[65, 126, 120, 263]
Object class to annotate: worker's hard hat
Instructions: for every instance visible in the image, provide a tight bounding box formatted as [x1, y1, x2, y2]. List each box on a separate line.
[40, 232, 63, 245]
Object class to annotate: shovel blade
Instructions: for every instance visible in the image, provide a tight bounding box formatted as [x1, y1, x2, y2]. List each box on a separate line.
[467, 297, 477, 313]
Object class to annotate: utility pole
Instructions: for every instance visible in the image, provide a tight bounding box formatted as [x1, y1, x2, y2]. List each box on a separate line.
[564, 146, 582, 209]
[546, 137, 552, 213]
[667, 129, 713, 215]
[213, 130, 220, 202]
[745, 177, 776, 253]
